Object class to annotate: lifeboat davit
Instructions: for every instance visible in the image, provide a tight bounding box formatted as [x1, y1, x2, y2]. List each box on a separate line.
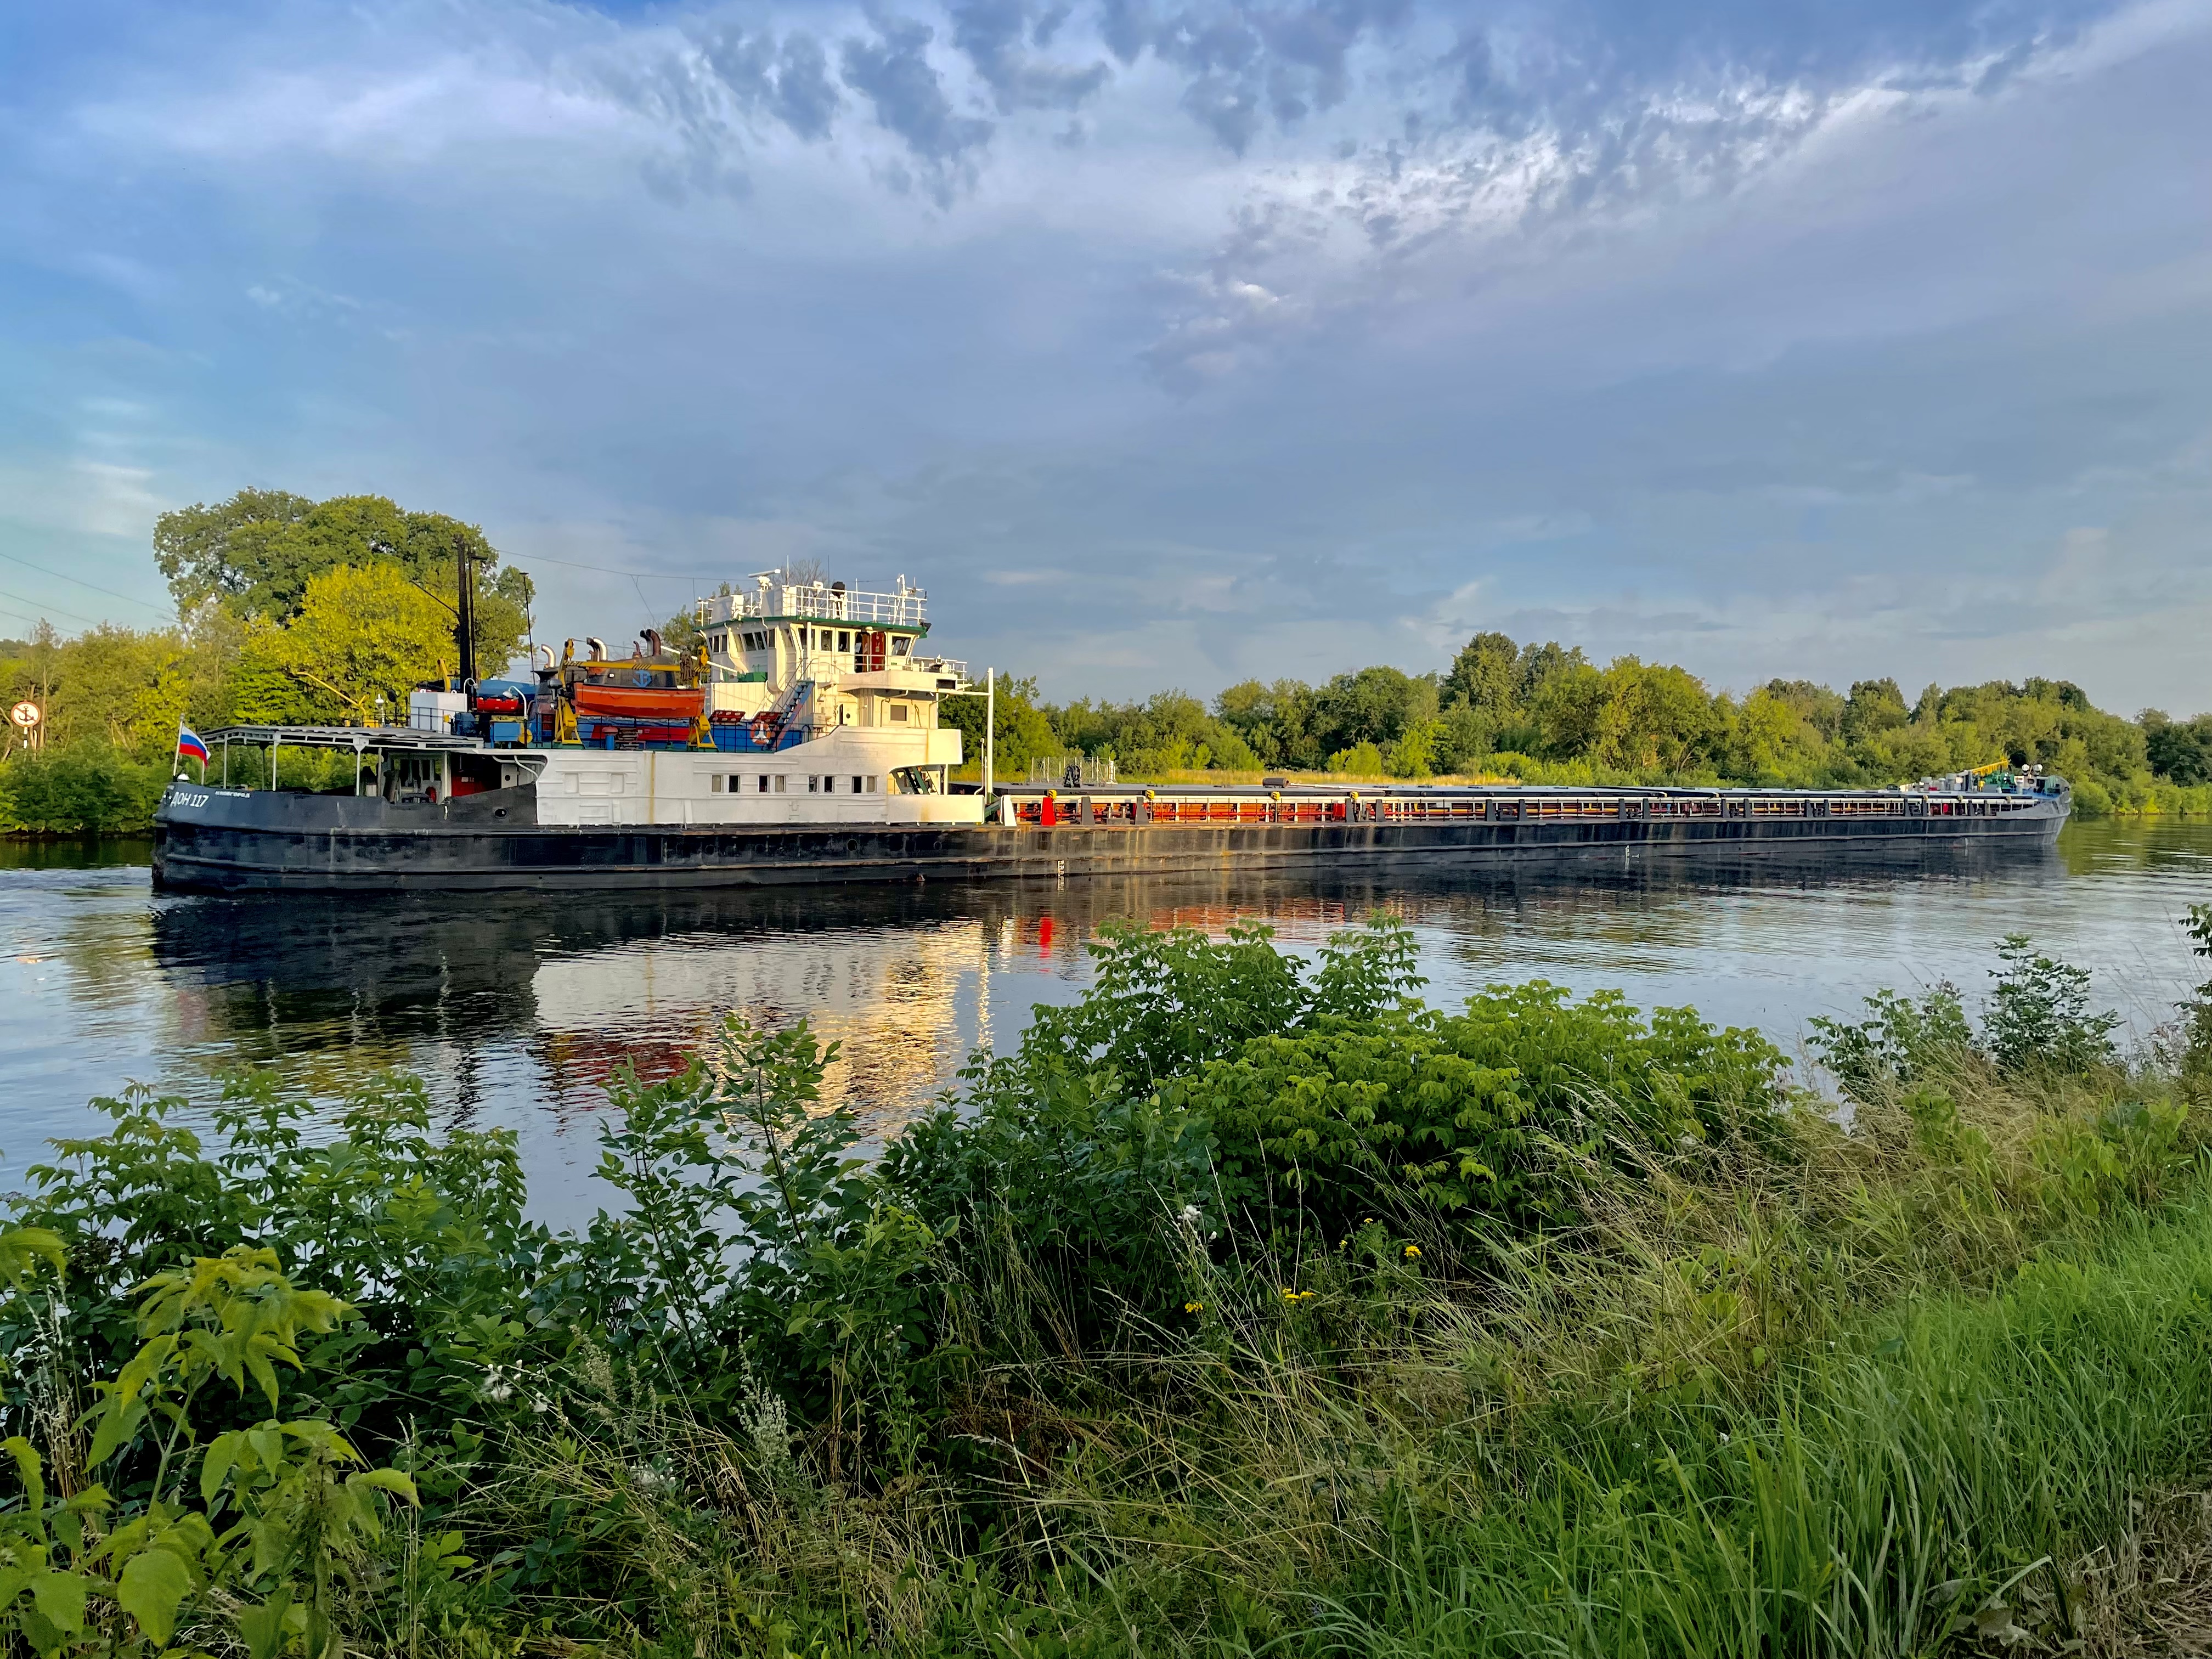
[571, 681, 707, 722]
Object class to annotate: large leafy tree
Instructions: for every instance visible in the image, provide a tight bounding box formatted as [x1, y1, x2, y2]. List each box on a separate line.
[236, 564, 457, 726]
[153, 489, 534, 672]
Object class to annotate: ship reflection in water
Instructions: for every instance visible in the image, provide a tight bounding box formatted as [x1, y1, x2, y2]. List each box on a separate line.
[140, 875, 1420, 1139]
[8, 823, 2209, 1222]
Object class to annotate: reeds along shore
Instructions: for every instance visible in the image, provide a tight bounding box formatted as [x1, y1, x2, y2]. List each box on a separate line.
[3, 911, 2212, 1656]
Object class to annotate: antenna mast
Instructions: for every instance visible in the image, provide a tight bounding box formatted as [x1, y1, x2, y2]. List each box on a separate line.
[456, 552, 479, 686]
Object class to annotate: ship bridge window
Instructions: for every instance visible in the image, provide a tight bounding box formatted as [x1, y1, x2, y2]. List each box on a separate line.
[891, 636, 911, 656]
[838, 630, 850, 651]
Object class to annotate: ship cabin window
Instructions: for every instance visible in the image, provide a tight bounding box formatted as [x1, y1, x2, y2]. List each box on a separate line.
[838, 630, 850, 652]
[888, 703, 910, 723]
[866, 775, 878, 793]
[808, 775, 819, 793]
[851, 776, 864, 793]
[710, 775, 723, 793]
[891, 636, 910, 656]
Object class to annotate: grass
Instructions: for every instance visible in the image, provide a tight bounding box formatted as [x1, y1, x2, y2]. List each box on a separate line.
[1300, 1180, 2212, 1657]
[418, 1045, 2212, 1658]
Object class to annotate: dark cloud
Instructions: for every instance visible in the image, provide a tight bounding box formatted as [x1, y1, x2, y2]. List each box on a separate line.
[950, 0, 1112, 112]
[770, 35, 842, 138]
[695, 27, 842, 141]
[1092, 0, 1415, 149]
[1179, 74, 1264, 150]
[840, 12, 994, 196]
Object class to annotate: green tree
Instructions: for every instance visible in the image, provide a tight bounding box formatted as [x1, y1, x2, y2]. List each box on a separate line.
[1527, 657, 1607, 759]
[236, 563, 458, 726]
[943, 673, 1063, 782]
[1311, 666, 1418, 755]
[2146, 712, 2212, 785]
[1841, 678, 1909, 746]
[1444, 630, 1521, 722]
[153, 490, 533, 672]
[1214, 679, 1324, 770]
[1052, 690, 1259, 776]
[1591, 658, 1721, 772]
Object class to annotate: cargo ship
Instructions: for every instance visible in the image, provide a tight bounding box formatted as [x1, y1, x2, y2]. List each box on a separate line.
[151, 569, 2069, 894]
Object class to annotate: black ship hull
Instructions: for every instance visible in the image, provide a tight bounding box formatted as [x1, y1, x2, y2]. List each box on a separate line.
[151, 784, 2068, 894]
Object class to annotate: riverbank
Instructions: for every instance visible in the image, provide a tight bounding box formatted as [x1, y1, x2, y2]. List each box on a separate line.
[3, 910, 2209, 1655]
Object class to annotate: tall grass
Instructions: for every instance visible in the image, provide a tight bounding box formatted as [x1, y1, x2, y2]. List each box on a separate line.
[1302, 1181, 2212, 1657]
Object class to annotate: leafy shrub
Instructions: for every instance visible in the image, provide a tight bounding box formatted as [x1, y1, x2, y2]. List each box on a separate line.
[1812, 936, 2121, 1094]
[0, 747, 170, 835]
[2179, 904, 2212, 1096]
[1809, 983, 1974, 1099]
[883, 920, 1423, 1332]
[1984, 933, 2121, 1076]
[1183, 983, 1788, 1240]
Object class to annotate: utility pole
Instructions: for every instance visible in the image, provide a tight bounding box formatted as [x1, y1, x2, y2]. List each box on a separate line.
[984, 667, 995, 800]
[455, 552, 479, 687]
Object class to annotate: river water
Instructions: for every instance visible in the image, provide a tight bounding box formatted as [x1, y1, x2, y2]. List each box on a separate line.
[4, 823, 2210, 1223]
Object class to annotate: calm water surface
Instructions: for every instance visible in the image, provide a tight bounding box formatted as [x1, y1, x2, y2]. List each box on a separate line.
[5, 823, 2210, 1222]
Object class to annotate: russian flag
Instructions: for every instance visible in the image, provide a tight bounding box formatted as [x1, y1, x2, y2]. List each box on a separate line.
[177, 725, 211, 765]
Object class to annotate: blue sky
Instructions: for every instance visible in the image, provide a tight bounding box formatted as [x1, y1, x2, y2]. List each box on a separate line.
[1, 0, 2207, 709]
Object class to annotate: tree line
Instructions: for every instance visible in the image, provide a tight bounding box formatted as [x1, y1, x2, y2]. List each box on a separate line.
[950, 635, 2212, 819]
[4, 484, 2209, 831]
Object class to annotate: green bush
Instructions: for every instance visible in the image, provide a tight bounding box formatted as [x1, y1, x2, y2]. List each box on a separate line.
[0, 746, 170, 834]
[1182, 982, 1787, 1242]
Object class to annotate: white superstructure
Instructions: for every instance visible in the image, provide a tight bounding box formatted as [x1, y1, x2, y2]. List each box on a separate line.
[532, 571, 983, 829]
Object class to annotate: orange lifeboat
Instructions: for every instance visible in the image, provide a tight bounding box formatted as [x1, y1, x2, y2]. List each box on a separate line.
[572, 682, 706, 721]
[571, 667, 706, 723]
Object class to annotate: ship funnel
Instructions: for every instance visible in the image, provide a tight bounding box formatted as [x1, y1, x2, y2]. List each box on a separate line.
[586, 636, 606, 661]
[641, 627, 664, 657]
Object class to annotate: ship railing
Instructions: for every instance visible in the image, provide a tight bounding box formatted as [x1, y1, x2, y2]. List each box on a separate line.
[993, 786, 2055, 828]
[699, 586, 929, 628]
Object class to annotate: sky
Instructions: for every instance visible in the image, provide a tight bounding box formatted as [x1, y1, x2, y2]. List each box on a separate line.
[0, 0, 2207, 710]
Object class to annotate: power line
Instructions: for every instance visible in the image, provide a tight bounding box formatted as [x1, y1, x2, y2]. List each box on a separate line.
[0, 549, 172, 617]
[509, 549, 713, 585]
[0, 586, 104, 629]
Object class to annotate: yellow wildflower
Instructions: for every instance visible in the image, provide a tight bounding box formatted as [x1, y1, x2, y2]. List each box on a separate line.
[1184, 1301, 1204, 1314]
[1403, 1244, 1422, 1259]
